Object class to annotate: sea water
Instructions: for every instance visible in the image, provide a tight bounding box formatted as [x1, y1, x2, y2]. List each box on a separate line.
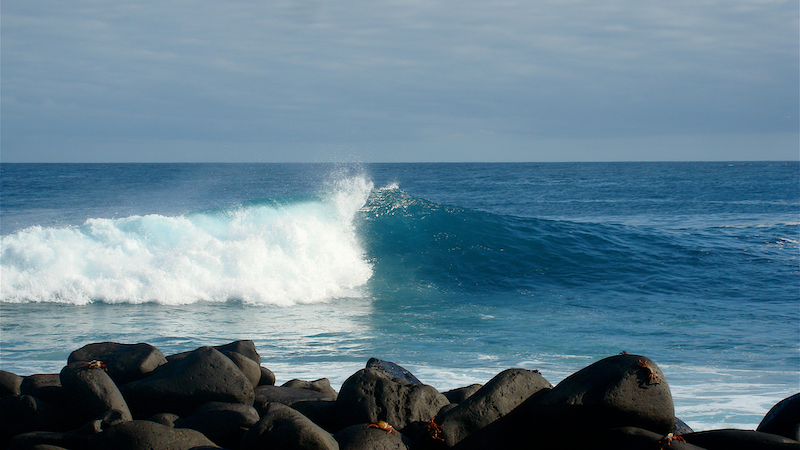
[1, 162, 798, 431]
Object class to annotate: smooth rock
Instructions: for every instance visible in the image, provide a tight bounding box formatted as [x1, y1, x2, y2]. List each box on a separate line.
[442, 384, 482, 404]
[0, 370, 23, 397]
[255, 385, 338, 410]
[283, 378, 338, 399]
[291, 400, 341, 433]
[222, 350, 262, 388]
[89, 420, 219, 450]
[121, 346, 255, 417]
[60, 361, 133, 423]
[758, 393, 800, 441]
[259, 366, 276, 386]
[453, 354, 675, 449]
[682, 428, 800, 449]
[240, 402, 339, 450]
[334, 423, 413, 450]
[0, 395, 73, 441]
[336, 368, 450, 432]
[68, 342, 167, 385]
[147, 413, 181, 427]
[174, 401, 260, 449]
[6, 431, 88, 450]
[437, 368, 552, 446]
[167, 340, 261, 365]
[20, 374, 65, 405]
[598, 427, 705, 450]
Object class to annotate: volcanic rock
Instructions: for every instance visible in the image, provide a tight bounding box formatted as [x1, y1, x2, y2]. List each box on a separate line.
[240, 402, 339, 450]
[0, 370, 23, 397]
[222, 350, 262, 388]
[254, 385, 338, 410]
[120, 346, 254, 417]
[336, 368, 450, 432]
[59, 361, 133, 423]
[20, 374, 64, 405]
[758, 393, 800, 441]
[442, 384, 482, 404]
[0, 395, 73, 441]
[334, 423, 413, 450]
[453, 354, 675, 449]
[259, 366, 276, 386]
[68, 342, 167, 385]
[366, 358, 422, 385]
[598, 427, 705, 450]
[89, 419, 219, 450]
[437, 368, 552, 446]
[174, 401, 259, 449]
[682, 428, 800, 449]
[283, 378, 338, 399]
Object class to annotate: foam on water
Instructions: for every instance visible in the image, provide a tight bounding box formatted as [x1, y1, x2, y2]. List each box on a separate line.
[1, 176, 374, 305]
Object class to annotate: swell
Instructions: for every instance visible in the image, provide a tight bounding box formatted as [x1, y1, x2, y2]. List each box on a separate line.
[358, 186, 799, 300]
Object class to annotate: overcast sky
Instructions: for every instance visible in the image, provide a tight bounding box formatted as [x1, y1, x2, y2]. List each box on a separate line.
[2, 0, 798, 162]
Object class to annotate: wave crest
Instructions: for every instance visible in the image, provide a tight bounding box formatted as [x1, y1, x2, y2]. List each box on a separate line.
[1, 177, 374, 305]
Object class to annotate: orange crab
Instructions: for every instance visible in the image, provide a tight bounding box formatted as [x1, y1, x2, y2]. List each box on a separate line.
[656, 432, 686, 448]
[79, 360, 108, 371]
[366, 420, 397, 435]
[637, 359, 660, 385]
[426, 416, 444, 442]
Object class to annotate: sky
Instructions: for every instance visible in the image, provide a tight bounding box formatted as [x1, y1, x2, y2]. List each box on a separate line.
[1, 0, 798, 162]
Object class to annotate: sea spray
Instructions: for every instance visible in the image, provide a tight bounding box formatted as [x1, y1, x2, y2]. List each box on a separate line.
[0, 176, 375, 305]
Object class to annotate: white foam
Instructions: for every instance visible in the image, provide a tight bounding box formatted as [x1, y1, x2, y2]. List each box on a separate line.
[1, 177, 375, 305]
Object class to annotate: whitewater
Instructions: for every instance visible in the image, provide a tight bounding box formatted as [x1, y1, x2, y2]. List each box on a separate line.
[1, 162, 798, 432]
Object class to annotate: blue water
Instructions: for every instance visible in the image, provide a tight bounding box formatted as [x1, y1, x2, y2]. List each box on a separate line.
[1, 162, 798, 431]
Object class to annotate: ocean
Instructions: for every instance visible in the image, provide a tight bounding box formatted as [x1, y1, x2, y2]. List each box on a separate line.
[1, 162, 798, 431]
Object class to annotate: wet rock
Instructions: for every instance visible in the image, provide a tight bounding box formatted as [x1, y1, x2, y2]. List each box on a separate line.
[240, 402, 339, 450]
[174, 401, 260, 449]
[682, 428, 800, 449]
[60, 361, 133, 423]
[68, 342, 167, 385]
[454, 354, 675, 449]
[437, 368, 552, 446]
[366, 358, 421, 385]
[0, 370, 23, 397]
[336, 368, 450, 432]
[673, 417, 694, 435]
[334, 423, 413, 450]
[442, 384, 482, 404]
[89, 420, 219, 450]
[121, 346, 255, 417]
[758, 393, 800, 441]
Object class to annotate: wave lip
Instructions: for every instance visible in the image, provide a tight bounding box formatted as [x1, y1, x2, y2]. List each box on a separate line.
[0, 177, 375, 305]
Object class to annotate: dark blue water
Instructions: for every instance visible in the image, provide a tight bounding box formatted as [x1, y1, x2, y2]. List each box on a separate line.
[1, 162, 798, 430]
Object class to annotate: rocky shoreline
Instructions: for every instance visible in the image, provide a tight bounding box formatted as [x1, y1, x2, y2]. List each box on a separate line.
[1, 340, 797, 449]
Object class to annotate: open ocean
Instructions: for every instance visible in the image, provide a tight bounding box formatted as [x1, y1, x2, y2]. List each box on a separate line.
[1, 162, 798, 431]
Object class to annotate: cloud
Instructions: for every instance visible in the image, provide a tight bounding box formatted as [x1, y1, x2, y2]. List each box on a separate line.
[1, 0, 797, 161]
